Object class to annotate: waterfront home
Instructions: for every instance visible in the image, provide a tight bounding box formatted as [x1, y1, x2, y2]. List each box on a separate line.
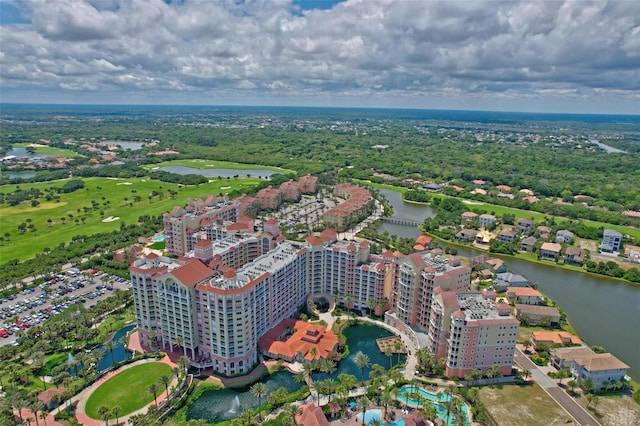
[516, 218, 534, 234]
[531, 330, 580, 348]
[506, 287, 544, 305]
[516, 305, 561, 326]
[624, 244, 640, 263]
[564, 247, 585, 266]
[539, 242, 562, 261]
[455, 229, 478, 243]
[572, 353, 630, 391]
[520, 236, 537, 252]
[555, 230, 575, 244]
[493, 272, 530, 292]
[551, 346, 599, 370]
[485, 258, 507, 273]
[600, 229, 623, 253]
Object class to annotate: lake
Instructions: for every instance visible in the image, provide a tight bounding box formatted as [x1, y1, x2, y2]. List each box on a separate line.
[376, 189, 640, 380]
[158, 165, 276, 179]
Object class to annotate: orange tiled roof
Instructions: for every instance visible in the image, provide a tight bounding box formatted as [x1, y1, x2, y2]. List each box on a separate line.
[171, 259, 215, 287]
[532, 331, 581, 345]
[258, 319, 339, 361]
[296, 403, 329, 426]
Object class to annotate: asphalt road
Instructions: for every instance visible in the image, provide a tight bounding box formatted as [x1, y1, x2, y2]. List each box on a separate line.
[514, 348, 600, 426]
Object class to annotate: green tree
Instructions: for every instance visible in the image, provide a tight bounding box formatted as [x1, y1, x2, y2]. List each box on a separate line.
[250, 382, 268, 421]
[98, 404, 111, 426]
[354, 352, 371, 385]
[147, 383, 160, 406]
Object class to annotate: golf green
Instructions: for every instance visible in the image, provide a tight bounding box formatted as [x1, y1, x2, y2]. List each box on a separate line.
[85, 362, 172, 418]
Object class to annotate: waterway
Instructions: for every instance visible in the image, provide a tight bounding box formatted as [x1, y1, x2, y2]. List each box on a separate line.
[376, 189, 640, 380]
[157, 165, 275, 179]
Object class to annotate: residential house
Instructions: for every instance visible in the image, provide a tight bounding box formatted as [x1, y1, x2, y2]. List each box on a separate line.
[498, 228, 518, 243]
[479, 214, 497, 228]
[485, 258, 507, 274]
[624, 245, 640, 263]
[555, 230, 574, 244]
[572, 353, 630, 391]
[461, 211, 478, 222]
[520, 236, 537, 252]
[506, 287, 544, 305]
[295, 403, 330, 426]
[493, 272, 530, 291]
[423, 182, 445, 191]
[539, 242, 562, 261]
[516, 218, 534, 234]
[455, 229, 478, 243]
[564, 247, 585, 266]
[600, 229, 623, 253]
[515, 305, 561, 326]
[537, 226, 552, 239]
[531, 330, 581, 349]
[496, 184, 512, 192]
[551, 346, 599, 370]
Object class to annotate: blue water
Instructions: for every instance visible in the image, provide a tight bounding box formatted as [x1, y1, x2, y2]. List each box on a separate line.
[2, 104, 638, 125]
[96, 323, 136, 371]
[397, 386, 471, 426]
[356, 409, 406, 426]
[151, 235, 166, 243]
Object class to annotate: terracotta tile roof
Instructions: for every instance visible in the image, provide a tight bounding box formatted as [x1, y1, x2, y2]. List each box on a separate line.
[507, 287, 542, 297]
[574, 353, 629, 371]
[516, 304, 560, 317]
[541, 242, 562, 252]
[170, 259, 215, 287]
[296, 403, 329, 426]
[258, 319, 339, 361]
[531, 330, 580, 345]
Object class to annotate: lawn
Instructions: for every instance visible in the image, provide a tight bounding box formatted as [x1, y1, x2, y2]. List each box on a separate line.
[12, 143, 83, 158]
[85, 362, 172, 418]
[479, 383, 573, 426]
[0, 176, 262, 262]
[142, 158, 295, 174]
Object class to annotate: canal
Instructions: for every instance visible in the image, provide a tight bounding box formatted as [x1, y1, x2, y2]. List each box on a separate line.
[376, 189, 640, 380]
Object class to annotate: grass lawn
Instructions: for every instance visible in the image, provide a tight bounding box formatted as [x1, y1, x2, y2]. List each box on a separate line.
[85, 362, 172, 418]
[479, 383, 573, 426]
[573, 393, 640, 426]
[0, 176, 262, 262]
[142, 159, 295, 174]
[356, 180, 640, 242]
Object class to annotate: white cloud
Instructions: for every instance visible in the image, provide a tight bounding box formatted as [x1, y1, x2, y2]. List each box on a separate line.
[0, 0, 638, 113]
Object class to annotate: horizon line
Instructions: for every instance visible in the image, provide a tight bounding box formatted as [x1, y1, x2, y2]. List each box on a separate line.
[1, 102, 639, 118]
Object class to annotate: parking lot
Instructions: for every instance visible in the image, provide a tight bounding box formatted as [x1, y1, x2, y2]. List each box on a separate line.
[0, 270, 131, 347]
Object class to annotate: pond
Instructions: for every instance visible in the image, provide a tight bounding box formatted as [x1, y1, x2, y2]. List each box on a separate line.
[100, 141, 145, 151]
[186, 371, 301, 423]
[157, 165, 276, 179]
[95, 323, 136, 371]
[7, 147, 49, 158]
[317, 323, 406, 381]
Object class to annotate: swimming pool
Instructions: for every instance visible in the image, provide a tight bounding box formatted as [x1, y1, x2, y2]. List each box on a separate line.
[356, 409, 407, 426]
[397, 386, 471, 426]
[151, 234, 166, 243]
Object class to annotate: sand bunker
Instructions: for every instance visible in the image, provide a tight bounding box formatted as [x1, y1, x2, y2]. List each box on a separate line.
[102, 216, 120, 223]
[221, 186, 231, 190]
[116, 182, 133, 185]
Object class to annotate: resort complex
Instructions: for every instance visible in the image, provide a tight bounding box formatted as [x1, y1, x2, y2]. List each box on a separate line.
[131, 185, 520, 380]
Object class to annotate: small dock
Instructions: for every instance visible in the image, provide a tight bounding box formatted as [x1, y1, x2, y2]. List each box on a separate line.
[376, 336, 407, 354]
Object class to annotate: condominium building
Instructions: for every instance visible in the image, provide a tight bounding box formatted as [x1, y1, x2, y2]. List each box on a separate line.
[163, 195, 240, 256]
[323, 183, 375, 231]
[440, 292, 519, 378]
[256, 186, 284, 210]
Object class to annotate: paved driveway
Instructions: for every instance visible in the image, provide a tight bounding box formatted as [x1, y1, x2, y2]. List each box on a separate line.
[514, 348, 600, 426]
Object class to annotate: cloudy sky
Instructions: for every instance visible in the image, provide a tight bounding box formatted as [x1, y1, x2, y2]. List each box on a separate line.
[1, 0, 639, 114]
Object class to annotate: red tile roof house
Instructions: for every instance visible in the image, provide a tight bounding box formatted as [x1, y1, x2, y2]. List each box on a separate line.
[564, 247, 585, 266]
[516, 217, 534, 234]
[461, 211, 478, 222]
[498, 228, 518, 243]
[507, 287, 544, 305]
[538, 242, 562, 262]
[295, 403, 330, 426]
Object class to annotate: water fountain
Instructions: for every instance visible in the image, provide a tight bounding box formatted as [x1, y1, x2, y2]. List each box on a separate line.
[227, 395, 240, 414]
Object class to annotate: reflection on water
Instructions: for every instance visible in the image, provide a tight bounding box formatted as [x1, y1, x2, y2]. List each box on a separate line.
[158, 165, 275, 179]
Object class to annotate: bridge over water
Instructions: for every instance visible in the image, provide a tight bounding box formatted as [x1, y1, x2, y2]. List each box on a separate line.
[380, 217, 422, 227]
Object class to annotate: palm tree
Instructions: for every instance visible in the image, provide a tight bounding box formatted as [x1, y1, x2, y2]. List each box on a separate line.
[394, 341, 403, 365]
[104, 340, 117, 367]
[370, 419, 383, 426]
[283, 403, 302, 426]
[354, 352, 371, 385]
[98, 404, 111, 426]
[172, 366, 181, 382]
[366, 299, 377, 317]
[250, 382, 268, 421]
[384, 347, 393, 369]
[178, 355, 189, 375]
[158, 374, 172, 401]
[111, 406, 121, 426]
[522, 339, 532, 353]
[147, 383, 160, 406]
[357, 396, 370, 426]
[380, 391, 393, 420]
